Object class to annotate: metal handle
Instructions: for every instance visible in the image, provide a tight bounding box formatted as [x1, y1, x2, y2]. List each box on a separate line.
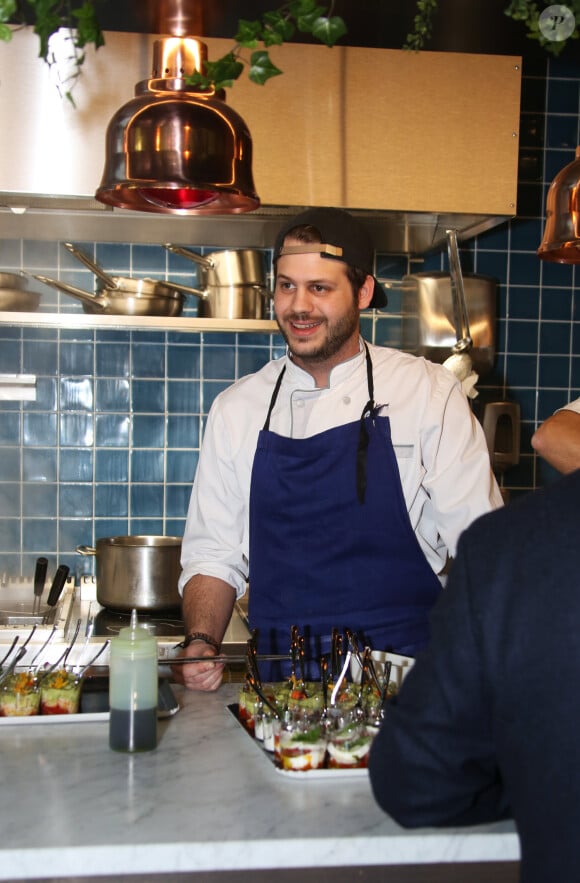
[76, 545, 96, 556]
[446, 229, 472, 352]
[63, 242, 117, 289]
[32, 274, 106, 309]
[33, 556, 48, 614]
[163, 243, 213, 271]
[46, 564, 70, 607]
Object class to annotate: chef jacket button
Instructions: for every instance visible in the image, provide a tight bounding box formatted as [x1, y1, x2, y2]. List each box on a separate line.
[296, 399, 305, 408]
[343, 396, 351, 405]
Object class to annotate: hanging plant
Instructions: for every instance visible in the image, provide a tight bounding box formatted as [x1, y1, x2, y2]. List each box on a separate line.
[404, 0, 580, 55]
[2, 0, 578, 106]
[503, 0, 580, 56]
[0, 0, 104, 104]
[186, 0, 348, 91]
[0, 0, 346, 103]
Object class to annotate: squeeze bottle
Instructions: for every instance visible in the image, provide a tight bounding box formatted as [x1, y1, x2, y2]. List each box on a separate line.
[109, 608, 158, 752]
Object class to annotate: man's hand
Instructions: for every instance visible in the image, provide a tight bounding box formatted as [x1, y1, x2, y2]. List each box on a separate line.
[171, 639, 225, 692]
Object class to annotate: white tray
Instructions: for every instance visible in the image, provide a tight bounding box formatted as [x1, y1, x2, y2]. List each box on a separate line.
[228, 704, 369, 780]
[274, 764, 367, 780]
[0, 711, 108, 726]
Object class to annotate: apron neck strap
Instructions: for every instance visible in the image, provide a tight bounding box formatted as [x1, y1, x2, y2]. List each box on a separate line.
[263, 365, 286, 431]
[357, 342, 376, 504]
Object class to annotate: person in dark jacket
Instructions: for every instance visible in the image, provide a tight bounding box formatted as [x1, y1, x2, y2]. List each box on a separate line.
[368, 469, 580, 883]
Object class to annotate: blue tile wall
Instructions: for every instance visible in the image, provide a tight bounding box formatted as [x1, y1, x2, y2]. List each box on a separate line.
[1, 56, 579, 575]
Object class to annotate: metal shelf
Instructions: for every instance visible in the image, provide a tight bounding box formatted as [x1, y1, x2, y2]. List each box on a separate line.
[0, 312, 279, 334]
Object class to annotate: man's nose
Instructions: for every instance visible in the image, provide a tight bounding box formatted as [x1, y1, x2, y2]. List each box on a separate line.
[290, 285, 313, 312]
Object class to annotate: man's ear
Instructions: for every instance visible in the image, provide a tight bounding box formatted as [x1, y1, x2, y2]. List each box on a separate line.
[358, 275, 375, 310]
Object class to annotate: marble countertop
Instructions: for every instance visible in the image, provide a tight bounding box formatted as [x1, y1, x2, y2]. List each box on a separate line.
[0, 683, 520, 880]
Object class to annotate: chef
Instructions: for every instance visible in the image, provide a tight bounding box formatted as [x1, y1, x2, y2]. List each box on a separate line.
[174, 207, 502, 690]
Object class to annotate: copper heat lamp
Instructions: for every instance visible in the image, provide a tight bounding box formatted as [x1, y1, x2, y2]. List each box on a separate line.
[537, 145, 580, 263]
[95, 2, 259, 215]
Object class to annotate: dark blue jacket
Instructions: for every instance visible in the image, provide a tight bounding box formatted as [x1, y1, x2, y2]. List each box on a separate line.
[369, 470, 580, 883]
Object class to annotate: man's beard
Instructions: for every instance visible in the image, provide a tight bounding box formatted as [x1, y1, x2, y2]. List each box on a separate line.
[277, 301, 359, 364]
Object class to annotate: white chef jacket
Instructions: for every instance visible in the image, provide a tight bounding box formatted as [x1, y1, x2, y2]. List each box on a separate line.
[560, 397, 580, 414]
[179, 340, 503, 598]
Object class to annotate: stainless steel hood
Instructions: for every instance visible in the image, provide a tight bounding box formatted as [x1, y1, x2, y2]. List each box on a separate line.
[0, 201, 506, 254]
[0, 29, 521, 255]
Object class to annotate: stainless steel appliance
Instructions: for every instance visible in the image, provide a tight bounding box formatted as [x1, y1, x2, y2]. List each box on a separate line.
[0, 574, 250, 670]
[401, 271, 497, 377]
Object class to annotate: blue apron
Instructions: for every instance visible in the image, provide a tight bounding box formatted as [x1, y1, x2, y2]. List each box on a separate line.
[248, 344, 441, 680]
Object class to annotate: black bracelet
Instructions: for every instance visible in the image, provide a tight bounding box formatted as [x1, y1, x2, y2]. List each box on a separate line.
[178, 631, 220, 653]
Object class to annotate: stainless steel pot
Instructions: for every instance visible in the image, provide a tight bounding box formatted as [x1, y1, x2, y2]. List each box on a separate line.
[185, 283, 268, 319]
[0, 272, 41, 312]
[76, 536, 182, 612]
[401, 271, 496, 377]
[164, 243, 269, 319]
[164, 243, 267, 287]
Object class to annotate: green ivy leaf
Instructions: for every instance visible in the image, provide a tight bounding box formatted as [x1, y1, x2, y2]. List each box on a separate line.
[311, 15, 348, 46]
[248, 49, 283, 85]
[289, 0, 324, 17]
[287, 0, 326, 32]
[0, 0, 16, 22]
[263, 10, 295, 42]
[205, 52, 245, 90]
[235, 18, 262, 48]
[72, 1, 105, 50]
[404, 0, 439, 51]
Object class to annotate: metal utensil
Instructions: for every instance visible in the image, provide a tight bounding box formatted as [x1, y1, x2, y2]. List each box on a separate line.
[330, 650, 352, 706]
[0, 646, 27, 686]
[38, 618, 82, 678]
[157, 679, 180, 719]
[0, 635, 20, 671]
[28, 625, 57, 670]
[165, 653, 291, 666]
[45, 564, 70, 610]
[75, 640, 110, 678]
[444, 230, 473, 376]
[32, 557, 48, 615]
[245, 672, 280, 719]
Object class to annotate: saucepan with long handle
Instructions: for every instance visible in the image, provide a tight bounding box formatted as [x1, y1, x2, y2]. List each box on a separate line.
[32, 273, 189, 317]
[0, 271, 42, 312]
[31, 242, 208, 317]
[164, 243, 269, 319]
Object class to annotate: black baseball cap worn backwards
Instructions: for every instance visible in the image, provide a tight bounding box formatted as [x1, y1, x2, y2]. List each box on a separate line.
[273, 207, 387, 309]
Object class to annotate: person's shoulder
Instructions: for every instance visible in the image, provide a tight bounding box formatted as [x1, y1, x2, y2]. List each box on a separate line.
[218, 356, 286, 403]
[368, 342, 452, 375]
[560, 397, 580, 415]
[368, 342, 458, 395]
[464, 469, 580, 546]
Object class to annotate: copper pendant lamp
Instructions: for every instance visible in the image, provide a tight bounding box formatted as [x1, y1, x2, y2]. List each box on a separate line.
[537, 145, 580, 264]
[95, 2, 260, 215]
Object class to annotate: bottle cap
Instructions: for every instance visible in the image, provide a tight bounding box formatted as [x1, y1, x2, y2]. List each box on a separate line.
[114, 608, 157, 657]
